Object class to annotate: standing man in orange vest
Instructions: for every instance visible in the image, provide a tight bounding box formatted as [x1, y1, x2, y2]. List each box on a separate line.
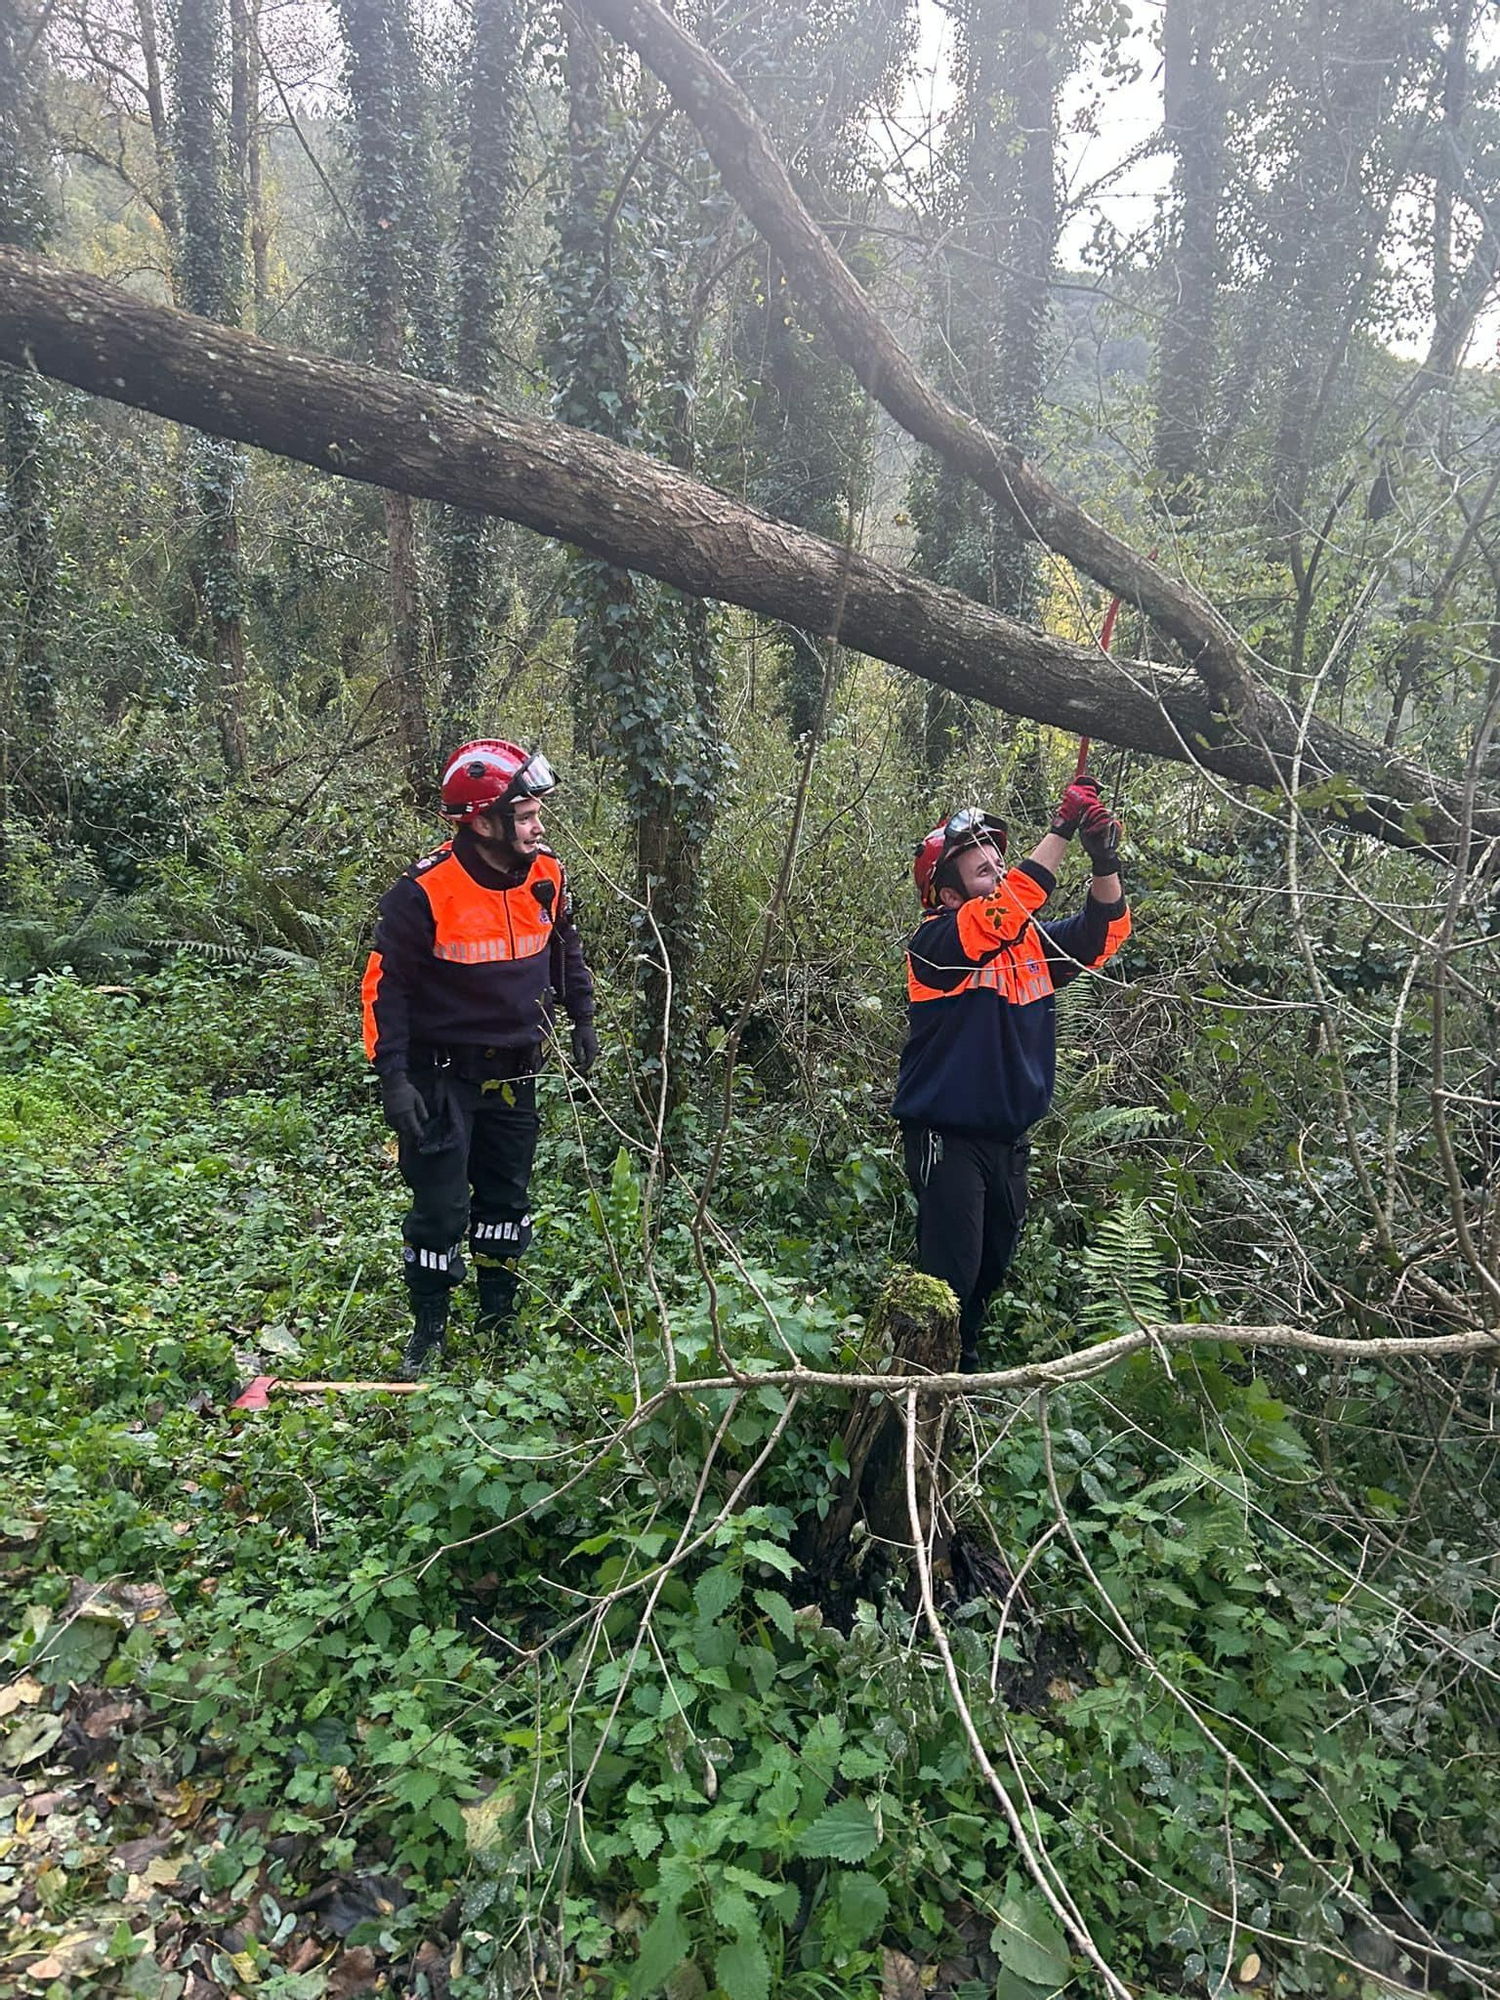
[892, 777, 1130, 1371]
[362, 741, 598, 1377]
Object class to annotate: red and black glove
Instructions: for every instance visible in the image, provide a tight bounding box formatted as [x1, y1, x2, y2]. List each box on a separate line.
[1078, 800, 1123, 875]
[1049, 775, 1102, 840]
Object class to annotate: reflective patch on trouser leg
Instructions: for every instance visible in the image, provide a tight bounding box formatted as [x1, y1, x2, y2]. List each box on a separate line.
[469, 1211, 533, 1264]
[403, 1238, 466, 1293]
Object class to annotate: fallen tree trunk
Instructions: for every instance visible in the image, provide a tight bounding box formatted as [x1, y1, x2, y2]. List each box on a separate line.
[577, 0, 1269, 722]
[577, 0, 1500, 870]
[1, 248, 1495, 858]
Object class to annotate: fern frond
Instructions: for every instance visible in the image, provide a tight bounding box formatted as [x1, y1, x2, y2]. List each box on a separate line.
[1067, 1104, 1174, 1150]
[1080, 1198, 1172, 1337]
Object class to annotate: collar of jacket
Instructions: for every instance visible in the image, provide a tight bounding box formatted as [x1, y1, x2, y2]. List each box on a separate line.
[452, 823, 532, 892]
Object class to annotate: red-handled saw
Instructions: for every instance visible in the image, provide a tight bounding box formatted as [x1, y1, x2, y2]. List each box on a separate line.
[1075, 556, 1153, 782]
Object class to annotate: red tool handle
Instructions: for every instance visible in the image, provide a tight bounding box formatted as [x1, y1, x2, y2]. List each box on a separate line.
[1077, 556, 1151, 785]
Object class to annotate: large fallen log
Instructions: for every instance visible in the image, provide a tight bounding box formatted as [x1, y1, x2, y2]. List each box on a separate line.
[1, 248, 1495, 859]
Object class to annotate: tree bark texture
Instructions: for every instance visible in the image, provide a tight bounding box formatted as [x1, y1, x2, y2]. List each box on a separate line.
[133, 0, 180, 241]
[0, 0, 59, 746]
[440, 0, 523, 730]
[171, 0, 249, 774]
[2, 250, 1497, 859]
[981, 0, 1059, 619]
[796, 1268, 961, 1605]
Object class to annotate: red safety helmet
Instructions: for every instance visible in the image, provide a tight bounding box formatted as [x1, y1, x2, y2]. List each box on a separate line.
[439, 740, 557, 821]
[912, 807, 1008, 910]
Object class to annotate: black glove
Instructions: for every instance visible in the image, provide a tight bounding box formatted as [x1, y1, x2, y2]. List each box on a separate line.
[380, 1072, 429, 1150]
[571, 1018, 599, 1076]
[1079, 801, 1123, 876]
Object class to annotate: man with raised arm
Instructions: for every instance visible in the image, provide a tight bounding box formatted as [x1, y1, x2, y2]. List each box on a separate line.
[893, 777, 1130, 1371]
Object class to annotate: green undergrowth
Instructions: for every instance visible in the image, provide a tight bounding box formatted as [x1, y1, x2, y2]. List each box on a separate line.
[3, 969, 1498, 1998]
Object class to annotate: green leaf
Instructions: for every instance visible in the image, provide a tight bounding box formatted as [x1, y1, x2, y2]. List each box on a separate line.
[831, 1868, 889, 1945]
[2, 1711, 63, 1768]
[633, 1909, 690, 1996]
[714, 1932, 770, 2000]
[712, 1886, 758, 1940]
[694, 1565, 741, 1622]
[752, 1587, 796, 1640]
[395, 1765, 442, 1810]
[744, 1537, 796, 1579]
[798, 1795, 880, 1862]
[990, 1892, 1071, 1988]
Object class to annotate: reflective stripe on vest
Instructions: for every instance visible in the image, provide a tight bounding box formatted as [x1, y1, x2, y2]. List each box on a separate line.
[908, 927, 1055, 1009]
[415, 848, 563, 967]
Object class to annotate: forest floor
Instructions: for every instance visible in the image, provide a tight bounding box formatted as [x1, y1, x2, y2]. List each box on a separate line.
[5, 964, 1476, 2000]
[2, 964, 1010, 2000]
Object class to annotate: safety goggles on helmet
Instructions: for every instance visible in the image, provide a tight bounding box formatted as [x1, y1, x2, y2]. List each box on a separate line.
[439, 739, 558, 820]
[941, 808, 1007, 852]
[508, 750, 556, 800]
[912, 806, 1008, 909]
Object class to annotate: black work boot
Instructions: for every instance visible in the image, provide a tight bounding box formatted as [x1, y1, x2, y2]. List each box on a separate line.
[475, 1268, 519, 1344]
[401, 1298, 449, 1380]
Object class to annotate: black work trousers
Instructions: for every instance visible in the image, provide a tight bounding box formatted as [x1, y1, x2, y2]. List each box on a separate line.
[398, 1058, 539, 1307]
[901, 1126, 1030, 1370]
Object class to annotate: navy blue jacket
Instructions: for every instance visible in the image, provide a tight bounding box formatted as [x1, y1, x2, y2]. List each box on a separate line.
[362, 826, 594, 1076]
[891, 859, 1130, 1140]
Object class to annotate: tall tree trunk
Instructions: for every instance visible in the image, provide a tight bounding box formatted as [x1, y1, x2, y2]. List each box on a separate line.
[906, 0, 1061, 774]
[339, 0, 432, 808]
[639, 196, 724, 1091]
[1265, 3, 1418, 530]
[172, 0, 249, 775]
[0, 0, 57, 767]
[987, 0, 1058, 620]
[551, 1, 640, 762]
[440, 0, 523, 740]
[244, 0, 268, 318]
[552, 5, 717, 1069]
[135, 0, 181, 240]
[1153, 0, 1224, 511]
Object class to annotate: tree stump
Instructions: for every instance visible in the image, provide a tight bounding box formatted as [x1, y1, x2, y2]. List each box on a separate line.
[797, 1268, 960, 1607]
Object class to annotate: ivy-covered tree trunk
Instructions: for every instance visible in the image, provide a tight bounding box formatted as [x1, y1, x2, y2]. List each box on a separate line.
[737, 253, 869, 740]
[171, 0, 250, 776]
[721, 0, 903, 743]
[549, 5, 726, 1077]
[1261, 0, 1418, 526]
[908, 0, 1063, 771]
[1153, 0, 1225, 511]
[985, 0, 1059, 622]
[339, 0, 434, 808]
[0, 0, 58, 757]
[440, 0, 523, 741]
[638, 155, 725, 1079]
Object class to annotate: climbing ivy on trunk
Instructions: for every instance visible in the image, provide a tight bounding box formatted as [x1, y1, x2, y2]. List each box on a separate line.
[170, 0, 250, 775]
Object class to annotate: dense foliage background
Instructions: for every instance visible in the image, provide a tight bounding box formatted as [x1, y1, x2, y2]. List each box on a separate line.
[3, 0, 1500, 1995]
